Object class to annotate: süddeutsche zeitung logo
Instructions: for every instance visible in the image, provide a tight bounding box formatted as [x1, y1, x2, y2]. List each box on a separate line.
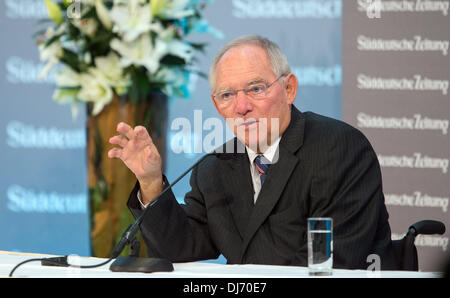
[7, 184, 87, 214]
[357, 74, 449, 95]
[358, 0, 450, 18]
[357, 35, 449, 56]
[385, 191, 448, 212]
[6, 121, 85, 150]
[6, 56, 55, 84]
[4, 0, 81, 20]
[232, 0, 341, 18]
[357, 112, 449, 135]
[4, 0, 47, 19]
[378, 153, 449, 173]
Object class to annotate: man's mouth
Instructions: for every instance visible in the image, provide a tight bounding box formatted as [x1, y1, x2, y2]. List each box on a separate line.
[240, 120, 257, 126]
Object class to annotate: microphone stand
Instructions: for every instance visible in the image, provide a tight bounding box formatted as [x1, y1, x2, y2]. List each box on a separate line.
[8, 151, 218, 277]
[108, 152, 215, 273]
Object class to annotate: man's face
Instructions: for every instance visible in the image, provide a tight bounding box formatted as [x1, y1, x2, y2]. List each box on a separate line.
[211, 45, 298, 152]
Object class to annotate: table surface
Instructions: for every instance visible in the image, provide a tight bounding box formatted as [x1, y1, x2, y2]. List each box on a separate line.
[0, 251, 443, 278]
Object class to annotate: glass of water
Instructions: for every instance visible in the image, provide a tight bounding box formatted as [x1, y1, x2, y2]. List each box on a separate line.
[307, 217, 333, 276]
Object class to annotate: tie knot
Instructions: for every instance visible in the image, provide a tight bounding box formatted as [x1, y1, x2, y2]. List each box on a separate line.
[254, 155, 271, 175]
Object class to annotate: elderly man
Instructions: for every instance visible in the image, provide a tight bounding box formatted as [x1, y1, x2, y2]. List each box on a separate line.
[108, 35, 398, 270]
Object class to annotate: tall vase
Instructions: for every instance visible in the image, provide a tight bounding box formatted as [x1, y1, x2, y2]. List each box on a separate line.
[87, 92, 168, 258]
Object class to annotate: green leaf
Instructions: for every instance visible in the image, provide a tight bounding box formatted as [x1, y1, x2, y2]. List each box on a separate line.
[32, 29, 47, 39]
[44, 33, 63, 47]
[189, 42, 207, 53]
[43, 0, 63, 25]
[53, 87, 80, 104]
[90, 187, 103, 213]
[160, 54, 186, 66]
[60, 48, 88, 72]
[81, 6, 97, 19]
[36, 18, 54, 25]
[67, 22, 81, 39]
[151, 0, 166, 17]
[85, 29, 115, 57]
[189, 69, 208, 79]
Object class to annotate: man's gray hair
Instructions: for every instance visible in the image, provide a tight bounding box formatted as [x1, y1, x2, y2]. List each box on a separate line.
[209, 35, 291, 92]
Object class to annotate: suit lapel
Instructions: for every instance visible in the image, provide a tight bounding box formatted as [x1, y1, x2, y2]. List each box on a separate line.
[239, 106, 306, 261]
[221, 140, 255, 240]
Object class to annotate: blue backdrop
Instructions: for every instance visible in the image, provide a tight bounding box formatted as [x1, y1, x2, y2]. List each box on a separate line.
[0, 0, 341, 261]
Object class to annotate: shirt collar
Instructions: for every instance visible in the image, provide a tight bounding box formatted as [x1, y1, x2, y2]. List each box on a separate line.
[246, 136, 282, 164]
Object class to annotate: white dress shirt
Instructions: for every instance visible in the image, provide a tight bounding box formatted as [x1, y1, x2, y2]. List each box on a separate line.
[246, 137, 281, 203]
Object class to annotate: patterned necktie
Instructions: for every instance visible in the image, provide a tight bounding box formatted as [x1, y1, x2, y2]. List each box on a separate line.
[254, 155, 271, 185]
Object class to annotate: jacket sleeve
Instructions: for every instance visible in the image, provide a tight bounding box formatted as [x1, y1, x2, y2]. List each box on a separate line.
[307, 124, 397, 270]
[127, 170, 220, 262]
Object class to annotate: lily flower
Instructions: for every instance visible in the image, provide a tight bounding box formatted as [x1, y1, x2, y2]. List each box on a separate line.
[77, 68, 114, 115]
[111, 33, 168, 74]
[95, 52, 130, 94]
[110, 0, 162, 42]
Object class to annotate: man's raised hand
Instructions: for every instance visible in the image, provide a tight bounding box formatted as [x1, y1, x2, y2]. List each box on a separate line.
[108, 122, 163, 205]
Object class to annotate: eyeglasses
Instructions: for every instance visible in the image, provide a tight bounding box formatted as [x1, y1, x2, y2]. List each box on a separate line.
[213, 74, 288, 106]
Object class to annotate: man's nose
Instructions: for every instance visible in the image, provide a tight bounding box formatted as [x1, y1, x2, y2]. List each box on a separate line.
[233, 90, 253, 115]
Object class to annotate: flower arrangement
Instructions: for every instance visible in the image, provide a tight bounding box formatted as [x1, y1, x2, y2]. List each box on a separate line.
[38, 0, 222, 116]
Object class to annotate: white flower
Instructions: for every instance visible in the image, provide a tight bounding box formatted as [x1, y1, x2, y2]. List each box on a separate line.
[54, 65, 81, 88]
[95, 0, 113, 29]
[153, 67, 189, 97]
[52, 65, 82, 118]
[167, 39, 195, 63]
[77, 68, 113, 115]
[38, 25, 67, 79]
[95, 52, 130, 94]
[155, 26, 194, 63]
[110, 0, 162, 42]
[38, 42, 63, 79]
[111, 33, 168, 74]
[158, 0, 195, 19]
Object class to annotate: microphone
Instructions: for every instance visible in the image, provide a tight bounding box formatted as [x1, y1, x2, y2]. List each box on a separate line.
[108, 150, 219, 273]
[9, 149, 219, 277]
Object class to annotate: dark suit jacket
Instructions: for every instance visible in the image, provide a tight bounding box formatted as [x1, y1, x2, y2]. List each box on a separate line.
[127, 106, 399, 270]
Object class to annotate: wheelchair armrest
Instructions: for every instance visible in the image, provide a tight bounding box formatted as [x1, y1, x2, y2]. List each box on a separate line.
[409, 220, 446, 236]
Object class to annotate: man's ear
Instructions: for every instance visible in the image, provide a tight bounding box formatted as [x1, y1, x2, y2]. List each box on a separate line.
[284, 73, 298, 105]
